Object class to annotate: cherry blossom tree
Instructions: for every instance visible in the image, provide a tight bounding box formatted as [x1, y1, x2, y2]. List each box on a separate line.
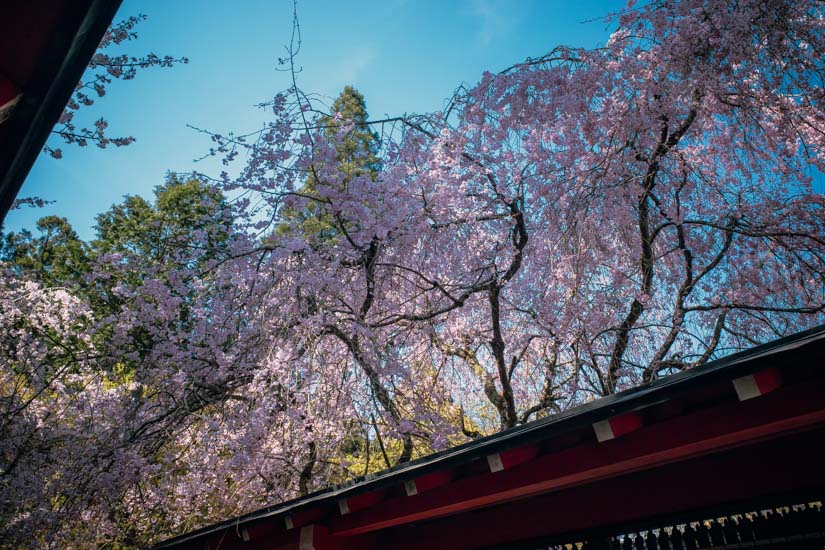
[209, 0, 824, 433]
[45, 14, 188, 160]
[9, 15, 187, 216]
[1, 0, 824, 547]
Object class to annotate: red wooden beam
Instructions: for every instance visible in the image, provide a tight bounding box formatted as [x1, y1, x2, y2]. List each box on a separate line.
[486, 443, 538, 472]
[331, 378, 825, 536]
[297, 525, 379, 550]
[592, 411, 644, 442]
[285, 506, 329, 530]
[733, 367, 782, 401]
[377, 428, 825, 549]
[338, 489, 385, 516]
[405, 469, 453, 496]
[195, 521, 382, 550]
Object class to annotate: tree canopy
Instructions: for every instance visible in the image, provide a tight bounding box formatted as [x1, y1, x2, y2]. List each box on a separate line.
[1, 1, 824, 547]
[280, 85, 381, 242]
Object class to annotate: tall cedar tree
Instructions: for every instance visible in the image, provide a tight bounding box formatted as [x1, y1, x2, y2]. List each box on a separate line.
[281, 86, 381, 242]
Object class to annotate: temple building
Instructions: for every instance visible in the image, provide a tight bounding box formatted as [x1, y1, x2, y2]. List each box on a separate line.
[156, 325, 825, 550]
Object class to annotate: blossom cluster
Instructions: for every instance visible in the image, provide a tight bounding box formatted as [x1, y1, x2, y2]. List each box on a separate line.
[2, 1, 824, 547]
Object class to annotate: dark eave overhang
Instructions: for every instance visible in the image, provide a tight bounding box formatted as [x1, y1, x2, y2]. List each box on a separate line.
[0, 0, 123, 227]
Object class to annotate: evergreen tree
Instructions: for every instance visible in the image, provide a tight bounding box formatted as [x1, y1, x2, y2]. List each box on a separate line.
[316, 85, 381, 180]
[94, 176, 232, 269]
[282, 86, 381, 242]
[1, 216, 90, 288]
[2, 178, 231, 317]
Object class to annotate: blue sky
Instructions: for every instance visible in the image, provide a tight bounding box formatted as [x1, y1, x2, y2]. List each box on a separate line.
[6, 0, 625, 240]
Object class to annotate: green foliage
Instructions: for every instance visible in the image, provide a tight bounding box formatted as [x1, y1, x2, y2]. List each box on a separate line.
[281, 86, 381, 242]
[316, 85, 381, 180]
[1, 216, 90, 289]
[2, 177, 233, 381]
[2, 177, 231, 319]
[94, 176, 232, 268]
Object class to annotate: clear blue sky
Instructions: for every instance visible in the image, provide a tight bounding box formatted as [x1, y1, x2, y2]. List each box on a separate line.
[6, 0, 625, 240]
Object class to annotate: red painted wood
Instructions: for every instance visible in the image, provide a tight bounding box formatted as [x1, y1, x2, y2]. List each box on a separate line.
[608, 411, 643, 438]
[499, 443, 539, 469]
[289, 506, 330, 530]
[754, 367, 782, 395]
[340, 489, 385, 515]
[199, 523, 299, 550]
[297, 525, 380, 550]
[244, 519, 282, 543]
[377, 428, 825, 549]
[330, 378, 825, 536]
[411, 469, 454, 494]
[193, 521, 382, 550]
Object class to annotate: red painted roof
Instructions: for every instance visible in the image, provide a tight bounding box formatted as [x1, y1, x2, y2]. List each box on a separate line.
[156, 325, 825, 550]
